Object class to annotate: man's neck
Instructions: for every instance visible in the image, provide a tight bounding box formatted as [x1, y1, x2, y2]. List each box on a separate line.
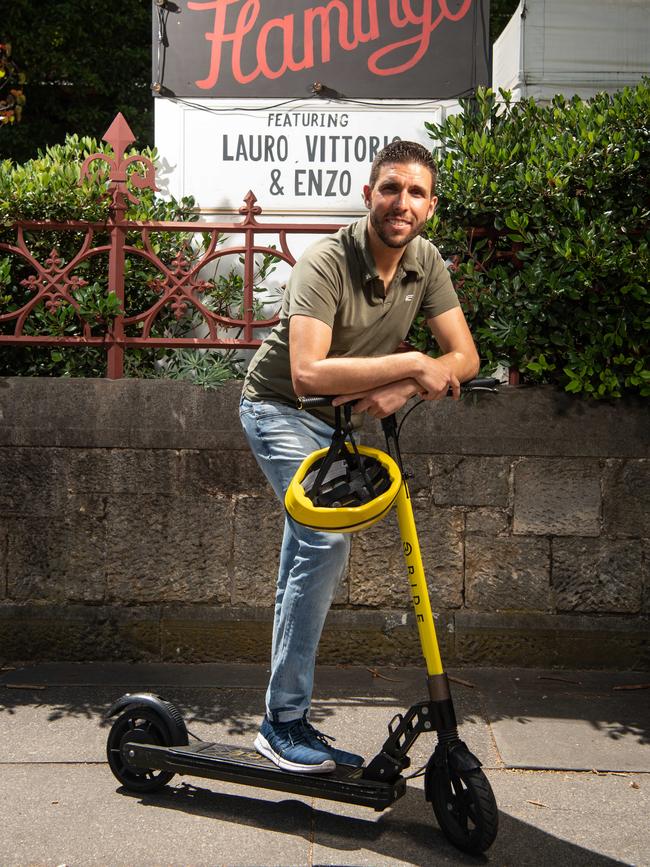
[367, 221, 406, 292]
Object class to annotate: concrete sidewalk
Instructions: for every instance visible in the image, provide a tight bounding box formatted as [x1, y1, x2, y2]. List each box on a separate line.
[1, 662, 648, 867]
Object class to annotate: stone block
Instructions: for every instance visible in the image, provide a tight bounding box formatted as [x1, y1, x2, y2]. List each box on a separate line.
[349, 510, 405, 608]
[62, 448, 183, 495]
[602, 459, 650, 537]
[430, 455, 511, 507]
[161, 606, 273, 662]
[331, 570, 350, 606]
[0, 604, 161, 663]
[105, 493, 232, 603]
[179, 450, 268, 495]
[414, 503, 465, 608]
[455, 611, 650, 670]
[552, 538, 643, 613]
[398, 454, 431, 496]
[395, 385, 649, 458]
[0, 523, 6, 600]
[349, 503, 464, 609]
[643, 539, 650, 615]
[319, 609, 454, 666]
[0, 448, 65, 517]
[0, 378, 249, 450]
[5, 509, 107, 603]
[513, 458, 601, 536]
[465, 507, 510, 536]
[232, 495, 284, 606]
[62, 492, 108, 518]
[465, 535, 551, 611]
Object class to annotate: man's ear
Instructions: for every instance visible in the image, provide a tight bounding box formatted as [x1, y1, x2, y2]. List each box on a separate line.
[427, 195, 438, 220]
[362, 184, 371, 207]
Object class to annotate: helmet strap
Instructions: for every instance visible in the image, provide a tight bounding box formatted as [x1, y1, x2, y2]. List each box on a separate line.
[307, 403, 378, 501]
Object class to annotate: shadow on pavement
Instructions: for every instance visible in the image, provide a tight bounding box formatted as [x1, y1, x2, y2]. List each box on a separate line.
[1, 663, 648, 748]
[119, 781, 627, 867]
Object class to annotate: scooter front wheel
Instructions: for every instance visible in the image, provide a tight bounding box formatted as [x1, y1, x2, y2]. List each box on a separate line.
[107, 705, 182, 793]
[428, 766, 498, 854]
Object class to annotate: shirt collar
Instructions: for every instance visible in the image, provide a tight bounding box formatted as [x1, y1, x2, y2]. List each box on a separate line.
[353, 216, 424, 283]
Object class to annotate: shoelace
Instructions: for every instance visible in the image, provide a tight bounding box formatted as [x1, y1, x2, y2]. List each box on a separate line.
[273, 718, 336, 749]
[281, 719, 318, 748]
[301, 719, 337, 746]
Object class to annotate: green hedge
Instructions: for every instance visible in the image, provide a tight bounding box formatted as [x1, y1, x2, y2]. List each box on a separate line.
[415, 80, 649, 399]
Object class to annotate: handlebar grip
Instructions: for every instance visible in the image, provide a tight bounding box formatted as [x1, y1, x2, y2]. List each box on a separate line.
[460, 377, 501, 392]
[295, 395, 335, 410]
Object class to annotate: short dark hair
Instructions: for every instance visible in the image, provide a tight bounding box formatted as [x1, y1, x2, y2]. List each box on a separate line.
[368, 140, 438, 192]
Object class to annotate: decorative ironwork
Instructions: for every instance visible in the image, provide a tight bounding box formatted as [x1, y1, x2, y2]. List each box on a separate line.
[0, 113, 343, 377]
[80, 113, 158, 213]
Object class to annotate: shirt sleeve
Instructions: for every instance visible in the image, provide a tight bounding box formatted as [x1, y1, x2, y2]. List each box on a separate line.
[286, 241, 342, 328]
[418, 244, 460, 320]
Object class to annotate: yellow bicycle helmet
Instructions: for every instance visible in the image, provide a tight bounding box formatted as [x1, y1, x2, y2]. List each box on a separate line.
[285, 401, 402, 533]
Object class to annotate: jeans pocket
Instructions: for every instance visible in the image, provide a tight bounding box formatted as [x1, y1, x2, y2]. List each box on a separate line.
[249, 402, 297, 422]
[239, 397, 260, 420]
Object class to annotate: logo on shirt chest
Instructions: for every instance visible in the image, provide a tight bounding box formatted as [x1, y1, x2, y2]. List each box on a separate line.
[405, 294, 415, 302]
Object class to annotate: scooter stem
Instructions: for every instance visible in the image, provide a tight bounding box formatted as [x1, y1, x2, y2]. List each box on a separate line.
[396, 479, 450, 696]
[395, 479, 443, 674]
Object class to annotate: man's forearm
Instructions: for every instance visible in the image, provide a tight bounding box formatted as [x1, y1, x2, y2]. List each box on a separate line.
[292, 349, 477, 397]
[292, 351, 425, 396]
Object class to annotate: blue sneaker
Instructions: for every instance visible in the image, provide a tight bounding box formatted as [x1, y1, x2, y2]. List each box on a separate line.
[254, 716, 336, 774]
[301, 718, 365, 768]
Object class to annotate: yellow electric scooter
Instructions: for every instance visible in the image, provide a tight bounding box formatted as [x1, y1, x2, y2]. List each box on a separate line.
[105, 378, 499, 855]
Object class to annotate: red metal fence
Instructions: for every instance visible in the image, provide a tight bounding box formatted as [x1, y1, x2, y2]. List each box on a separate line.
[0, 114, 342, 379]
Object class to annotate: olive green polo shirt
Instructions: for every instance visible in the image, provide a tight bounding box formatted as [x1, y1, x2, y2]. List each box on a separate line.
[242, 216, 459, 423]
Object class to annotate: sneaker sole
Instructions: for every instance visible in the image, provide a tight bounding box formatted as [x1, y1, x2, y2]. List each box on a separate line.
[327, 752, 365, 768]
[254, 733, 336, 774]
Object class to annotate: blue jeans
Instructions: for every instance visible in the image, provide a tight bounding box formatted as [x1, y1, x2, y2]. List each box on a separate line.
[239, 397, 351, 723]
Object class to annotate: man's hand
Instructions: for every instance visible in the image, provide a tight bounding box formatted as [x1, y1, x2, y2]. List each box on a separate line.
[332, 379, 421, 418]
[416, 354, 461, 401]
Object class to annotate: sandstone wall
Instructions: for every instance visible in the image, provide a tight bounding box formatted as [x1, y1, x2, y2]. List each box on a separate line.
[0, 377, 647, 669]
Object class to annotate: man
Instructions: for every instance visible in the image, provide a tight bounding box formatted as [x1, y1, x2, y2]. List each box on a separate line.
[239, 140, 479, 774]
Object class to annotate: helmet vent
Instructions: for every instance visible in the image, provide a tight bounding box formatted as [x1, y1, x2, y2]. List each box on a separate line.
[302, 455, 391, 508]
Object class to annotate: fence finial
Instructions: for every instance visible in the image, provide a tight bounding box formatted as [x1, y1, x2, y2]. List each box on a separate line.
[79, 112, 158, 213]
[239, 190, 262, 225]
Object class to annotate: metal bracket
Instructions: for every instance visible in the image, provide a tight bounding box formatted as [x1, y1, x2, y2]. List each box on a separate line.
[362, 700, 449, 783]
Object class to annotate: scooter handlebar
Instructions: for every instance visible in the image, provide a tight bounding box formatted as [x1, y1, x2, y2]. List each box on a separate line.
[295, 377, 501, 409]
[295, 395, 335, 409]
[461, 377, 501, 393]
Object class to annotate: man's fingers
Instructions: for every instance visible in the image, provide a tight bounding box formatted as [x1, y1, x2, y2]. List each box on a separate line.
[332, 392, 366, 406]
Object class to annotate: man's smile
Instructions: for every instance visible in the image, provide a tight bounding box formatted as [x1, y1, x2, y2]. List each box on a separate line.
[386, 216, 411, 227]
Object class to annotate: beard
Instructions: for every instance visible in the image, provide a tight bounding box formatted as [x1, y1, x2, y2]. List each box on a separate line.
[369, 210, 426, 248]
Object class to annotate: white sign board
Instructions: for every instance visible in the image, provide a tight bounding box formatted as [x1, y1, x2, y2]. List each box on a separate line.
[155, 98, 451, 216]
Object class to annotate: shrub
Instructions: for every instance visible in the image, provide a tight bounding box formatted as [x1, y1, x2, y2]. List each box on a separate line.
[416, 80, 649, 399]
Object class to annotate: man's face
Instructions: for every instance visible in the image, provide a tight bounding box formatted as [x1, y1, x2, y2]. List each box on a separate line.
[364, 162, 437, 249]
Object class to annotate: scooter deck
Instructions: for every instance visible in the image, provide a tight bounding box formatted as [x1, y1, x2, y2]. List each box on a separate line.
[124, 739, 406, 810]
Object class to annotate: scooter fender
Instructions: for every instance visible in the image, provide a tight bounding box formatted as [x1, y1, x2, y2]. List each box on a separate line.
[424, 740, 483, 801]
[105, 692, 188, 745]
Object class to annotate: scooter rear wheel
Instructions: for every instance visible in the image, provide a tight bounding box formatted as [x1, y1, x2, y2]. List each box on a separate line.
[107, 705, 180, 793]
[429, 766, 498, 854]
